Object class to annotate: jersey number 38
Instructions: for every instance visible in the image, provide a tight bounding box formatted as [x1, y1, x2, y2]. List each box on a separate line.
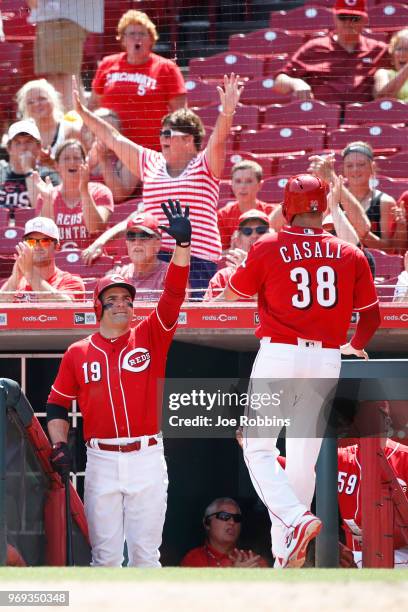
[290, 265, 337, 309]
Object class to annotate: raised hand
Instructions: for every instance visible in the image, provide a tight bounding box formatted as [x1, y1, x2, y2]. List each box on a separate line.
[159, 198, 191, 247]
[72, 75, 86, 117]
[217, 73, 244, 116]
[308, 152, 336, 184]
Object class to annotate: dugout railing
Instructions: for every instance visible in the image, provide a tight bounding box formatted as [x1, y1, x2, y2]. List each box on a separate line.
[0, 378, 91, 567]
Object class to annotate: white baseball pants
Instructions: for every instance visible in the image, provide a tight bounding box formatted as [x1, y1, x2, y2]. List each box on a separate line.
[84, 438, 168, 567]
[242, 339, 341, 559]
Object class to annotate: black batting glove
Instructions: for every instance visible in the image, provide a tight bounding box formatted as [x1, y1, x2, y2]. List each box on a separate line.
[50, 442, 71, 478]
[159, 199, 191, 247]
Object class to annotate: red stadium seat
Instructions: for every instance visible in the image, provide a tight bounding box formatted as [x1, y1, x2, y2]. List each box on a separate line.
[229, 29, 304, 56]
[344, 99, 408, 126]
[107, 199, 140, 228]
[327, 124, 407, 154]
[238, 126, 325, 154]
[55, 250, 114, 278]
[185, 79, 219, 107]
[269, 5, 333, 32]
[258, 176, 288, 202]
[368, 248, 404, 279]
[195, 104, 259, 130]
[0, 209, 9, 226]
[189, 52, 265, 80]
[12, 207, 36, 228]
[376, 152, 408, 179]
[219, 181, 233, 200]
[369, 3, 408, 32]
[0, 225, 23, 255]
[222, 152, 273, 180]
[277, 155, 311, 177]
[240, 78, 292, 106]
[264, 100, 341, 130]
[371, 175, 408, 201]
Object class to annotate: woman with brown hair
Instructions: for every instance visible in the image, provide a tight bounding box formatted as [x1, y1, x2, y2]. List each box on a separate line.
[36, 139, 114, 250]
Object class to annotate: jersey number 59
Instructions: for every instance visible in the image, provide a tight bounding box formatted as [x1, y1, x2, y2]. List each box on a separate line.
[290, 265, 337, 309]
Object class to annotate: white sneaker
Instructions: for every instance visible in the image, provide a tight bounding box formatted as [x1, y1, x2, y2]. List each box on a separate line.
[283, 512, 322, 569]
[273, 555, 285, 569]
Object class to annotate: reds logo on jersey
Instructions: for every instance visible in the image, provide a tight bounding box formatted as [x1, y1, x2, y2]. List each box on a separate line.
[122, 348, 151, 372]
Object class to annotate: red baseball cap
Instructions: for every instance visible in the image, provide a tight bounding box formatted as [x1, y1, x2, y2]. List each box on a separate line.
[126, 212, 161, 237]
[238, 209, 270, 227]
[333, 0, 368, 17]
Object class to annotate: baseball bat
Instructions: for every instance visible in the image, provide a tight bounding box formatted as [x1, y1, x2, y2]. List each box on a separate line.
[63, 473, 74, 566]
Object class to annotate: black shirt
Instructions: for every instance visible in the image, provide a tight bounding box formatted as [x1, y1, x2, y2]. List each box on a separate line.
[0, 162, 60, 209]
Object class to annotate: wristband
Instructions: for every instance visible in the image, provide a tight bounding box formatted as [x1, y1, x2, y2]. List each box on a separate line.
[176, 241, 191, 248]
[24, 170, 34, 178]
[221, 109, 236, 117]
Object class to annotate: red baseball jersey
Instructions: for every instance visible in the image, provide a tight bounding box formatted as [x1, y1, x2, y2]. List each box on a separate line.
[48, 263, 188, 439]
[338, 440, 408, 551]
[228, 225, 378, 347]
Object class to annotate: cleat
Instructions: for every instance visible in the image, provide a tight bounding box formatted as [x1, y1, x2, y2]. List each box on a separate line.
[283, 512, 322, 569]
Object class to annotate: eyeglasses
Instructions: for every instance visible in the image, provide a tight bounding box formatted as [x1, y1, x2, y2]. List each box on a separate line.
[123, 31, 149, 38]
[239, 225, 269, 237]
[159, 129, 189, 138]
[24, 237, 56, 247]
[206, 511, 242, 523]
[126, 231, 156, 241]
[337, 14, 362, 22]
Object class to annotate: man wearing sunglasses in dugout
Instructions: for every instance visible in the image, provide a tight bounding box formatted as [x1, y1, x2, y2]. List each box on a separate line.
[0, 217, 84, 302]
[204, 209, 272, 300]
[274, 0, 388, 104]
[111, 211, 169, 301]
[181, 498, 268, 567]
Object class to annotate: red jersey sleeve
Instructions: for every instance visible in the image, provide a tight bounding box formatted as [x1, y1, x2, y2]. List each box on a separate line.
[56, 272, 85, 300]
[353, 249, 379, 311]
[48, 348, 79, 409]
[228, 243, 265, 298]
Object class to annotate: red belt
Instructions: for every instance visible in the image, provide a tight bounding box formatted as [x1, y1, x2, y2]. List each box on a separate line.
[267, 337, 339, 350]
[87, 437, 158, 453]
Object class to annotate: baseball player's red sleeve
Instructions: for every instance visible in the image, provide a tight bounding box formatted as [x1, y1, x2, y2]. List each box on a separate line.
[350, 304, 381, 350]
[156, 262, 189, 329]
[228, 245, 263, 298]
[352, 250, 379, 312]
[47, 349, 79, 409]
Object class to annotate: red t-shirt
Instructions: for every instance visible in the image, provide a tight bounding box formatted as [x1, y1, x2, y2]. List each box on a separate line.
[338, 440, 408, 551]
[228, 225, 378, 347]
[217, 200, 276, 251]
[180, 544, 269, 567]
[37, 183, 114, 250]
[47, 263, 188, 439]
[92, 52, 186, 149]
[281, 33, 387, 104]
[1, 267, 85, 301]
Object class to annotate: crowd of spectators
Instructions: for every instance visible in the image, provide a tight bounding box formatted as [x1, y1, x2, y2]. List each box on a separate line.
[0, 2, 407, 303]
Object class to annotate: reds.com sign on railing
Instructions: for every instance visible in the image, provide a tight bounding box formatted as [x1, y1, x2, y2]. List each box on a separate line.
[0, 303, 407, 330]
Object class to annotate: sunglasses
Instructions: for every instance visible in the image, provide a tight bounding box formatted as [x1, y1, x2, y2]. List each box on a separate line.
[126, 231, 156, 241]
[24, 237, 56, 247]
[239, 225, 269, 237]
[337, 14, 362, 22]
[207, 511, 242, 523]
[159, 128, 189, 138]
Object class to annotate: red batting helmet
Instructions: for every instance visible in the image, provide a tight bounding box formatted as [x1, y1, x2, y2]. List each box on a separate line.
[282, 174, 328, 224]
[93, 275, 136, 321]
